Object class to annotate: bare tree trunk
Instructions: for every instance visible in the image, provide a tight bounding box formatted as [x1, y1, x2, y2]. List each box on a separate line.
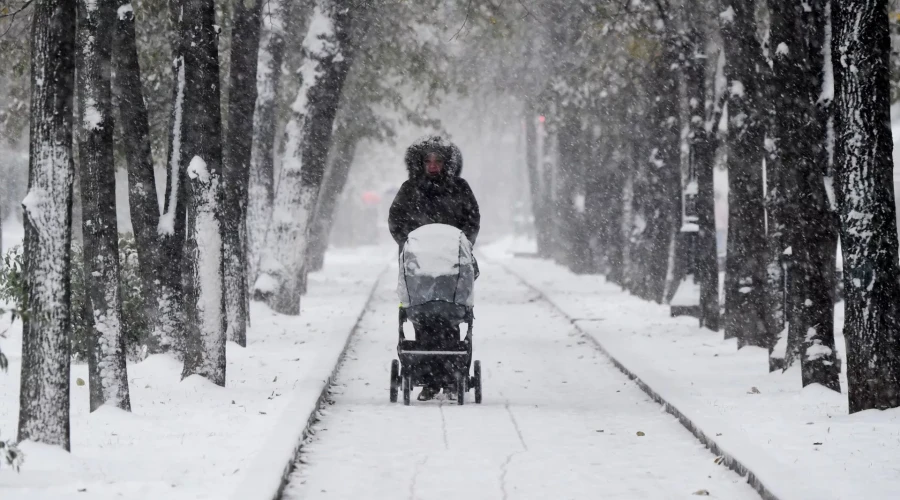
[253, 0, 359, 315]
[719, 0, 769, 348]
[79, 0, 131, 411]
[18, 0, 77, 450]
[179, 0, 227, 385]
[112, 0, 164, 352]
[832, 0, 900, 412]
[223, 0, 263, 347]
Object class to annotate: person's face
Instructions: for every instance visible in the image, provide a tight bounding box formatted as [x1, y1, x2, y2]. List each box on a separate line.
[425, 152, 444, 176]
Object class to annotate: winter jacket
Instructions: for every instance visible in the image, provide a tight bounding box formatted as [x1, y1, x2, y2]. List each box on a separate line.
[388, 136, 481, 246]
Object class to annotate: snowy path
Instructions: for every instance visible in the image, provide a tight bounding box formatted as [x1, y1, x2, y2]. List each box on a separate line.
[282, 260, 758, 500]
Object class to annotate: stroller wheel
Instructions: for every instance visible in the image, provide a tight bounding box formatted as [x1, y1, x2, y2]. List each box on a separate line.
[473, 360, 482, 404]
[402, 375, 412, 406]
[390, 360, 400, 403]
[455, 372, 466, 405]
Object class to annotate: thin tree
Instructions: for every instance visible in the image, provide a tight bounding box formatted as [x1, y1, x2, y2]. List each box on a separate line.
[178, 0, 227, 385]
[17, 0, 77, 450]
[718, 0, 769, 348]
[253, 0, 361, 314]
[78, 0, 131, 411]
[684, 14, 722, 331]
[223, 0, 264, 347]
[307, 114, 359, 272]
[157, 18, 189, 354]
[832, 0, 900, 412]
[112, 0, 165, 352]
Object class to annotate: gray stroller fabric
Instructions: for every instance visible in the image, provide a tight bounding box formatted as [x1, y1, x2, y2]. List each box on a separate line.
[397, 224, 475, 309]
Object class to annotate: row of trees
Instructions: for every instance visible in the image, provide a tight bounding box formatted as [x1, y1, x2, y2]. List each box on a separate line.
[9, 0, 466, 451]
[510, 1, 899, 414]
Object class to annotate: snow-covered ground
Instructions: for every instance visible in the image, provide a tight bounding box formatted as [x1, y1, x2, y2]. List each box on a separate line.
[0, 238, 388, 499]
[486, 239, 900, 500]
[282, 258, 758, 500]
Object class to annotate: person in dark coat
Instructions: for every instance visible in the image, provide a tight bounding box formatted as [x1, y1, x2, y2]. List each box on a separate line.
[389, 137, 480, 245]
[389, 136, 480, 401]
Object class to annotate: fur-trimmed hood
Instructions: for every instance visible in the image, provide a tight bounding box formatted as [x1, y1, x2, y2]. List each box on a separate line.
[404, 135, 463, 178]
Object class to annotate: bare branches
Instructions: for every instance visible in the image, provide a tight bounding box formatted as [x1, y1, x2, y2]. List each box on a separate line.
[0, 0, 32, 19]
[450, 0, 474, 41]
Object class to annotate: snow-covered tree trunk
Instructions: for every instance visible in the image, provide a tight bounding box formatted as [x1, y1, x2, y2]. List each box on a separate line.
[685, 26, 722, 332]
[645, 31, 682, 304]
[247, 0, 291, 285]
[307, 119, 358, 272]
[764, 0, 794, 370]
[17, 0, 77, 450]
[553, 107, 591, 274]
[112, 0, 164, 353]
[719, 0, 769, 348]
[771, 0, 841, 389]
[253, 0, 358, 315]
[157, 43, 188, 355]
[523, 100, 549, 257]
[832, 0, 900, 412]
[223, 0, 263, 347]
[78, 0, 131, 412]
[179, 0, 227, 385]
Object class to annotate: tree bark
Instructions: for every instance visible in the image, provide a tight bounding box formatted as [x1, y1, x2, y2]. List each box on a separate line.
[764, 0, 793, 370]
[253, 0, 358, 315]
[646, 34, 682, 304]
[78, 0, 131, 412]
[223, 0, 264, 347]
[771, 0, 842, 390]
[17, 0, 77, 450]
[157, 36, 188, 355]
[524, 100, 550, 257]
[832, 0, 900, 412]
[307, 118, 358, 272]
[112, 0, 164, 353]
[247, 0, 291, 285]
[685, 27, 721, 332]
[719, 0, 769, 348]
[178, 0, 227, 385]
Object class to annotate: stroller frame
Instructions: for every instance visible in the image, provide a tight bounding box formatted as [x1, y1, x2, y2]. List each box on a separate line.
[389, 303, 482, 405]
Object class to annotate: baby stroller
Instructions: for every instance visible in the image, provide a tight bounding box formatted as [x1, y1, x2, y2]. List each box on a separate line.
[389, 223, 483, 405]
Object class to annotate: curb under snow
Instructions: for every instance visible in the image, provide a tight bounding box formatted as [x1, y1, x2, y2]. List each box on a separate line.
[492, 257, 814, 500]
[230, 267, 387, 500]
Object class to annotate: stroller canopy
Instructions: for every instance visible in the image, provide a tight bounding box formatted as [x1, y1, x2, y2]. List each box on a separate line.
[398, 224, 475, 309]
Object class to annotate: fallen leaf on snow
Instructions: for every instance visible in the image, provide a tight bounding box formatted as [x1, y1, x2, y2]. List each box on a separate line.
[76, 378, 85, 386]
[636, 431, 645, 437]
[693, 489, 710, 496]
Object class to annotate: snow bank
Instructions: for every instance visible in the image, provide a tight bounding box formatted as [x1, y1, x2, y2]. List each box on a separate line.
[486, 240, 899, 500]
[0, 247, 389, 500]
